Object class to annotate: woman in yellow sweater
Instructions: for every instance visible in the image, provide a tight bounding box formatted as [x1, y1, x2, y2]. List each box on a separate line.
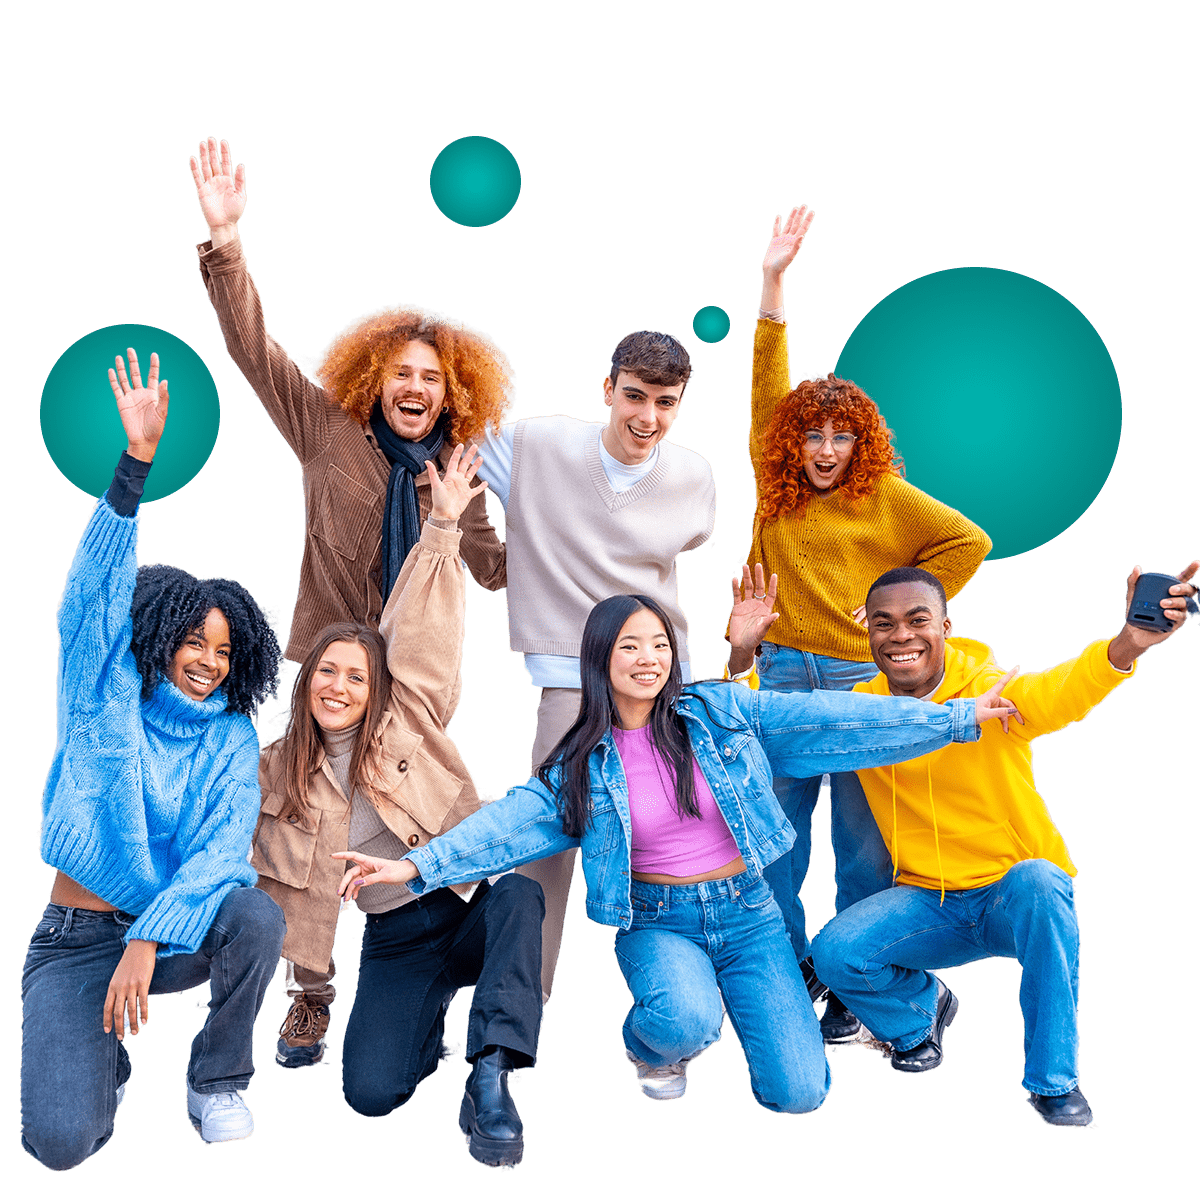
[744, 208, 991, 1040]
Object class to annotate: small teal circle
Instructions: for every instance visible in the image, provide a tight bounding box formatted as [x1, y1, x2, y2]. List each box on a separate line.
[41, 324, 220, 502]
[693, 306, 730, 343]
[835, 269, 1120, 559]
[429, 137, 521, 227]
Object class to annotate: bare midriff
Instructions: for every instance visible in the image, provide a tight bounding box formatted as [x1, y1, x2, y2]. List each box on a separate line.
[631, 853, 747, 887]
[49, 871, 118, 912]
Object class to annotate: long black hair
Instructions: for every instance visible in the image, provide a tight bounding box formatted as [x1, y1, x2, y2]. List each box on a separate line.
[537, 594, 699, 838]
[130, 564, 280, 717]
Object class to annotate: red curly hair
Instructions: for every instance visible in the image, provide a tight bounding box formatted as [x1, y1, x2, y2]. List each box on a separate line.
[757, 374, 903, 523]
[317, 310, 512, 444]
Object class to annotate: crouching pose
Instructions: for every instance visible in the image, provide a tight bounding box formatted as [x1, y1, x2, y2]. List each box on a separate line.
[252, 446, 543, 1168]
[22, 352, 284, 1168]
[811, 563, 1197, 1126]
[337, 580, 1018, 1113]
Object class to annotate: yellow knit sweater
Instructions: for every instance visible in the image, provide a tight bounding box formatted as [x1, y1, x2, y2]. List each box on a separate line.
[746, 319, 992, 661]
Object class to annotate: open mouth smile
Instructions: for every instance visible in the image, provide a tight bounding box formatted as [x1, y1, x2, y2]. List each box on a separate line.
[885, 650, 923, 664]
[184, 670, 216, 691]
[627, 426, 656, 443]
[320, 697, 349, 712]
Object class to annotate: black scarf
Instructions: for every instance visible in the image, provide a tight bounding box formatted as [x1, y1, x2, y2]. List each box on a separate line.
[369, 401, 449, 600]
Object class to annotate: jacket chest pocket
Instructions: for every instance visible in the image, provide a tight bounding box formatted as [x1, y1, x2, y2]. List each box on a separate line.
[252, 791, 322, 890]
[581, 794, 623, 859]
[372, 741, 465, 850]
[313, 466, 381, 560]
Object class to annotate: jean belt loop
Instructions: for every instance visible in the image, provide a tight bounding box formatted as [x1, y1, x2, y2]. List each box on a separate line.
[114, 910, 134, 934]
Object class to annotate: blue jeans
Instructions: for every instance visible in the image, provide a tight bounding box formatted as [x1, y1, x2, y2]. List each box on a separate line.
[21, 887, 285, 1171]
[757, 643, 892, 962]
[614, 871, 830, 1113]
[811, 859, 1080, 1095]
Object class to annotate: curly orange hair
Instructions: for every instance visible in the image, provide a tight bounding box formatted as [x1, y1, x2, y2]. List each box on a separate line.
[317, 311, 512, 444]
[757, 374, 903, 524]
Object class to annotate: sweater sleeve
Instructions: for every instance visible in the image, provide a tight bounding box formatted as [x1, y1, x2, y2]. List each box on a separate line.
[747, 685, 979, 777]
[56, 489, 143, 732]
[407, 777, 578, 892]
[898, 479, 992, 598]
[456, 477, 507, 591]
[749, 319, 791, 469]
[198, 235, 332, 465]
[125, 721, 262, 954]
[990, 638, 1136, 742]
[380, 520, 467, 730]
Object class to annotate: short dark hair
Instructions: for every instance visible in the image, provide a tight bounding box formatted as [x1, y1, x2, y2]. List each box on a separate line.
[130, 564, 280, 716]
[609, 331, 691, 389]
[865, 566, 948, 617]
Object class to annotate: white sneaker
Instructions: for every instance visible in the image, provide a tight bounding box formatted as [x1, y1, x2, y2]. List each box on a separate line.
[186, 1082, 254, 1142]
[626, 1050, 692, 1100]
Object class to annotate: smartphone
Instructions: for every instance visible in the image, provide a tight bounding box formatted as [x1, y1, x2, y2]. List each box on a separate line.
[1125, 572, 1180, 633]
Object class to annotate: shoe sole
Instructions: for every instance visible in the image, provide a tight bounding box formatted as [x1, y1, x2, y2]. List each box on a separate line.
[186, 1109, 254, 1143]
[820, 1019, 863, 1045]
[891, 991, 958, 1073]
[640, 1079, 687, 1100]
[276, 1041, 325, 1068]
[458, 1094, 523, 1166]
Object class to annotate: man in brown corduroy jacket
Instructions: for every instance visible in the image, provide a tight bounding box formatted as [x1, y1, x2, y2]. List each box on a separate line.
[190, 136, 510, 663]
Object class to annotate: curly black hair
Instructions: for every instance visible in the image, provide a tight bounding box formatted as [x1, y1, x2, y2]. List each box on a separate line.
[130, 565, 280, 716]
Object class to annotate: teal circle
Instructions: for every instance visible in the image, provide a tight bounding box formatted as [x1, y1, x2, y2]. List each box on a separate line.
[41, 325, 220, 502]
[429, 137, 521, 227]
[835, 269, 1120, 559]
[693, 306, 730, 344]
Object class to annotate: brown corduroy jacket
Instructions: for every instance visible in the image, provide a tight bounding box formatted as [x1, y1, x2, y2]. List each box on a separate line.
[198, 236, 506, 662]
[252, 521, 482, 975]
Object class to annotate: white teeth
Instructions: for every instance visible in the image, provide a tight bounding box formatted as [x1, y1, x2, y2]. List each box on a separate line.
[321, 698, 348, 710]
[888, 652, 920, 663]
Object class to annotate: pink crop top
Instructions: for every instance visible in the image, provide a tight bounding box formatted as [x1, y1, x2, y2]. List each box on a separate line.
[611, 724, 741, 876]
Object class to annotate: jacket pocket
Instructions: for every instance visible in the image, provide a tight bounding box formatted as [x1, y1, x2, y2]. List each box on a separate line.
[313, 466, 379, 560]
[252, 791, 321, 890]
[581, 793, 623, 859]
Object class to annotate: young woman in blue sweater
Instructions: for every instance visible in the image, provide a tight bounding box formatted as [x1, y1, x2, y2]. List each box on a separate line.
[22, 351, 285, 1169]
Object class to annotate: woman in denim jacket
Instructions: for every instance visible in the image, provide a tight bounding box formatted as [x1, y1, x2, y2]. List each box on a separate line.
[336, 582, 1016, 1112]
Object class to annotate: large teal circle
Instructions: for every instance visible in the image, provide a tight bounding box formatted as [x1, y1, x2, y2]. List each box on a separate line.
[693, 305, 730, 343]
[41, 324, 220, 502]
[835, 269, 1121, 559]
[429, 137, 521, 227]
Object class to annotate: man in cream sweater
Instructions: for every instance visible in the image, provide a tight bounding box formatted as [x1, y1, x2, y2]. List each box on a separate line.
[477, 330, 716, 998]
[811, 561, 1197, 1126]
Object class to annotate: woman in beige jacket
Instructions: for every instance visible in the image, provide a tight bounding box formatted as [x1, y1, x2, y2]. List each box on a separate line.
[251, 446, 543, 1168]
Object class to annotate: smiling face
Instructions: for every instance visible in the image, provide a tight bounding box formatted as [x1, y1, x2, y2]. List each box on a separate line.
[867, 581, 952, 698]
[608, 607, 672, 729]
[169, 608, 231, 701]
[601, 372, 684, 465]
[308, 640, 372, 732]
[801, 417, 857, 491]
[379, 339, 447, 440]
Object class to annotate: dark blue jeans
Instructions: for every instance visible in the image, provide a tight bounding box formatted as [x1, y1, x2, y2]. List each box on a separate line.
[757, 643, 893, 962]
[341, 875, 544, 1117]
[21, 887, 285, 1171]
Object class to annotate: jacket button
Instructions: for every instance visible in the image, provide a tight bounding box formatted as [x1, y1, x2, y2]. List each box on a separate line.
[407, 833, 420, 847]
[287, 815, 299, 824]
[724, 747, 732, 757]
[398, 760, 408, 772]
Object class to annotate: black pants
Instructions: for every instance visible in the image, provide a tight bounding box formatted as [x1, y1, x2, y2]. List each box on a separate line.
[342, 875, 544, 1116]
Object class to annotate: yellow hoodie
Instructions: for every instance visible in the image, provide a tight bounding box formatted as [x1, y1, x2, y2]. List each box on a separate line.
[851, 637, 1134, 894]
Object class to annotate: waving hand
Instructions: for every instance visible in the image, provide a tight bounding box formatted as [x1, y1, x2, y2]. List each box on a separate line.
[109, 349, 169, 462]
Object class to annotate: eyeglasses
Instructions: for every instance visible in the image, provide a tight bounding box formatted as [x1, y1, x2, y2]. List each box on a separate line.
[804, 431, 856, 450]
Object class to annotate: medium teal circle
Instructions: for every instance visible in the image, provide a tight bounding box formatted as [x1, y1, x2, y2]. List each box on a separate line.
[835, 269, 1120, 559]
[41, 325, 220, 502]
[429, 137, 521, 227]
[693, 306, 730, 344]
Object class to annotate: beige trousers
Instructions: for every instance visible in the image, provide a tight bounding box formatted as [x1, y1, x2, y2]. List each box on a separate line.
[516, 687, 583, 1000]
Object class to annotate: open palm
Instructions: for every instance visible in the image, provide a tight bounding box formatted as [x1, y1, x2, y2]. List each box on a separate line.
[109, 349, 169, 459]
[190, 137, 247, 231]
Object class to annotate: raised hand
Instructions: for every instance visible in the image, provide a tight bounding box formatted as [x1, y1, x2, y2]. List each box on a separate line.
[190, 137, 246, 242]
[333, 849, 418, 904]
[426, 443, 488, 523]
[108, 349, 169, 462]
[762, 205, 814, 280]
[1108, 560, 1198, 667]
[730, 563, 780, 650]
[975, 667, 1024, 734]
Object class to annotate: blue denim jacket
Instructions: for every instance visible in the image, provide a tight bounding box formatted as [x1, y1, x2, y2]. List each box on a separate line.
[408, 682, 978, 928]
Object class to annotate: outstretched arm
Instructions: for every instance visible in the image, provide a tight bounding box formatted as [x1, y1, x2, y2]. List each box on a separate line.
[380, 446, 487, 727]
[192, 137, 333, 462]
[760, 205, 814, 316]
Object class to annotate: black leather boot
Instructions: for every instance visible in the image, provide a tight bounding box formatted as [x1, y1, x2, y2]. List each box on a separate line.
[459, 1047, 524, 1166]
[819, 992, 862, 1043]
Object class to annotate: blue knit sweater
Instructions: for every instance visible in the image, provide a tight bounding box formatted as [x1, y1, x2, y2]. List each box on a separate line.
[40, 494, 262, 955]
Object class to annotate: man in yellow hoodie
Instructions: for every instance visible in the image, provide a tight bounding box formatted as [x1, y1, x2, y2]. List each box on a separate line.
[810, 561, 1197, 1126]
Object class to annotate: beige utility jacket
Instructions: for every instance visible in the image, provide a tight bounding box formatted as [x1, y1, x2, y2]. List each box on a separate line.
[253, 520, 482, 974]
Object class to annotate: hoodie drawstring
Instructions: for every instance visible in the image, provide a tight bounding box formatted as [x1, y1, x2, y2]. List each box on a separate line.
[928, 760, 945, 905]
